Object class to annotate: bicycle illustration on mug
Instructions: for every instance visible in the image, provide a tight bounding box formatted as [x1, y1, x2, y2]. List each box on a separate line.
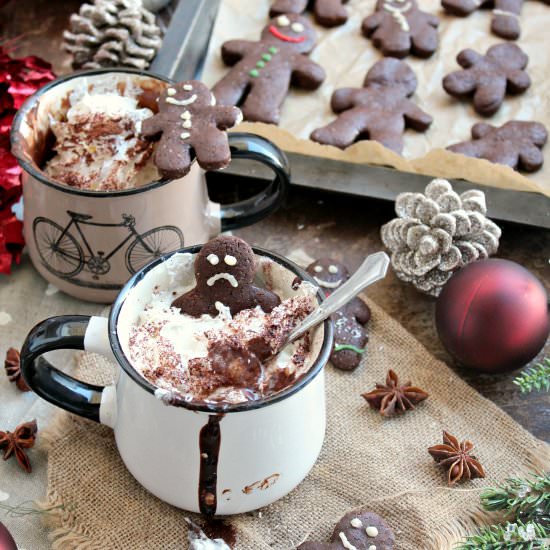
[33, 210, 184, 280]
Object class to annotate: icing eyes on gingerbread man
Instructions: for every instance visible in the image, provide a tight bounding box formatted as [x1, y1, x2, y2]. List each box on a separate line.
[211, 14, 326, 125]
[141, 80, 242, 179]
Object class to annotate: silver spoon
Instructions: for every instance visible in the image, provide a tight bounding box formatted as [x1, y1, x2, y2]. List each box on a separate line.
[286, 251, 390, 344]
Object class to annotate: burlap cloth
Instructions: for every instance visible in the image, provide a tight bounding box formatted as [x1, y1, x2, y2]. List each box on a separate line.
[41, 300, 550, 549]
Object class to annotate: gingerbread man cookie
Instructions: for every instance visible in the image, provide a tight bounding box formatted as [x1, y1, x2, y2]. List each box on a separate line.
[447, 121, 548, 172]
[442, 0, 550, 40]
[442, 43, 530, 117]
[212, 14, 326, 125]
[298, 510, 395, 549]
[310, 58, 432, 153]
[172, 236, 281, 317]
[141, 80, 241, 179]
[362, 0, 439, 58]
[306, 259, 371, 371]
[270, 0, 349, 27]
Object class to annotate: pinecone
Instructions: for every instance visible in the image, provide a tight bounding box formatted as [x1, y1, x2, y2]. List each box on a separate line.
[63, 0, 163, 71]
[381, 179, 501, 296]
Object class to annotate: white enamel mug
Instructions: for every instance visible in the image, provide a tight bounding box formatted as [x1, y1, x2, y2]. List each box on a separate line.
[20, 246, 334, 515]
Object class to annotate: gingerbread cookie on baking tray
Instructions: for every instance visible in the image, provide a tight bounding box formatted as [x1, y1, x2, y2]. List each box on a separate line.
[212, 14, 326, 125]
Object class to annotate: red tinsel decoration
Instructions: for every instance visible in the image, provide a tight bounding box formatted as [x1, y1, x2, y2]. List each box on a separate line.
[0, 46, 55, 274]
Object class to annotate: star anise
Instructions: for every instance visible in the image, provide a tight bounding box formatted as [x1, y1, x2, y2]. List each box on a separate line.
[4, 347, 30, 392]
[0, 420, 38, 473]
[428, 431, 486, 485]
[361, 369, 429, 417]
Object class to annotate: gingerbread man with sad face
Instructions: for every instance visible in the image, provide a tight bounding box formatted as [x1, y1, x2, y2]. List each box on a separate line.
[212, 14, 326, 125]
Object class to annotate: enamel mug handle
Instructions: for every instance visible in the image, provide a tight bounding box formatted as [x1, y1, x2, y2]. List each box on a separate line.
[219, 132, 290, 231]
[20, 316, 116, 426]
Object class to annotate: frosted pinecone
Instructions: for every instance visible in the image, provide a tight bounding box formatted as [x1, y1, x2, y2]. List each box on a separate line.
[63, 0, 163, 71]
[381, 179, 501, 296]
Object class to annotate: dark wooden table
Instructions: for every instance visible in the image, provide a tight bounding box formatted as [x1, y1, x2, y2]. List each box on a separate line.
[2, 0, 549, 442]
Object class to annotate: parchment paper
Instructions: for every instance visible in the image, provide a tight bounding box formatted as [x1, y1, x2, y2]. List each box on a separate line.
[202, 0, 550, 197]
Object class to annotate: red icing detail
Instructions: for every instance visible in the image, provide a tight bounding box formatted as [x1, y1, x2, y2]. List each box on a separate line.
[269, 25, 306, 43]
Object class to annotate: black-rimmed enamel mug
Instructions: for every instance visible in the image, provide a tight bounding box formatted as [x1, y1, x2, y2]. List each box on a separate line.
[11, 69, 289, 303]
[19, 246, 334, 515]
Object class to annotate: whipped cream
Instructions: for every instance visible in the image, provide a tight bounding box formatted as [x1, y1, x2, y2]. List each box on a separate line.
[44, 91, 158, 191]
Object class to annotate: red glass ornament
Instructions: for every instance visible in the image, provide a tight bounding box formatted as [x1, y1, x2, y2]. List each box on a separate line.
[0, 521, 17, 550]
[436, 259, 549, 373]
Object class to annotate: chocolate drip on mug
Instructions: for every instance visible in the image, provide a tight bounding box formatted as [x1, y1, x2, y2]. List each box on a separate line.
[198, 414, 223, 515]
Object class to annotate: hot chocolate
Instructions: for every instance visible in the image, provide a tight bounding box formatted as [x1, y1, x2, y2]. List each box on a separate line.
[126, 248, 319, 406]
[44, 90, 159, 191]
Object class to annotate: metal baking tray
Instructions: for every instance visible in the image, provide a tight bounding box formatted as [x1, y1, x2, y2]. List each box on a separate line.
[152, 0, 550, 229]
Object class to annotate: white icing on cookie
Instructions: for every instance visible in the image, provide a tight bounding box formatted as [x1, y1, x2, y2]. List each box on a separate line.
[493, 8, 519, 17]
[183, 84, 193, 91]
[277, 15, 290, 26]
[339, 532, 358, 550]
[291, 22, 304, 32]
[350, 518, 363, 528]
[314, 276, 342, 289]
[224, 255, 237, 266]
[384, 2, 411, 32]
[207, 254, 220, 265]
[314, 265, 323, 273]
[167, 88, 177, 96]
[328, 265, 338, 274]
[207, 273, 239, 288]
[180, 132, 191, 140]
[366, 526, 379, 537]
[167, 94, 197, 106]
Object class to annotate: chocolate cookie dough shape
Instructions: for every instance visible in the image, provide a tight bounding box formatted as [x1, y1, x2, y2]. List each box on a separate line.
[442, 43, 530, 116]
[447, 121, 548, 172]
[362, 0, 439, 58]
[141, 80, 242, 179]
[171, 235, 281, 317]
[270, 0, 350, 27]
[310, 58, 432, 153]
[441, 0, 550, 40]
[298, 510, 395, 549]
[306, 259, 371, 371]
[211, 14, 326, 124]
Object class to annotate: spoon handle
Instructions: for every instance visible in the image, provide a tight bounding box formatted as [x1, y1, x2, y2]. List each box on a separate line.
[287, 252, 390, 343]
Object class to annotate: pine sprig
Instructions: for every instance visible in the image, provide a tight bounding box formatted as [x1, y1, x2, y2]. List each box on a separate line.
[479, 472, 550, 526]
[455, 521, 548, 549]
[514, 359, 550, 393]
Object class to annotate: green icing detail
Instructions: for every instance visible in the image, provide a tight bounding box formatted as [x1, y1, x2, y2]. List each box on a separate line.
[249, 69, 260, 77]
[256, 60, 265, 68]
[334, 344, 366, 355]
[268, 46, 278, 54]
[262, 53, 272, 61]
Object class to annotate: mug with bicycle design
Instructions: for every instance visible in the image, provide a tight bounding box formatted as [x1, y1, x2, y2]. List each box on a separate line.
[11, 70, 290, 303]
